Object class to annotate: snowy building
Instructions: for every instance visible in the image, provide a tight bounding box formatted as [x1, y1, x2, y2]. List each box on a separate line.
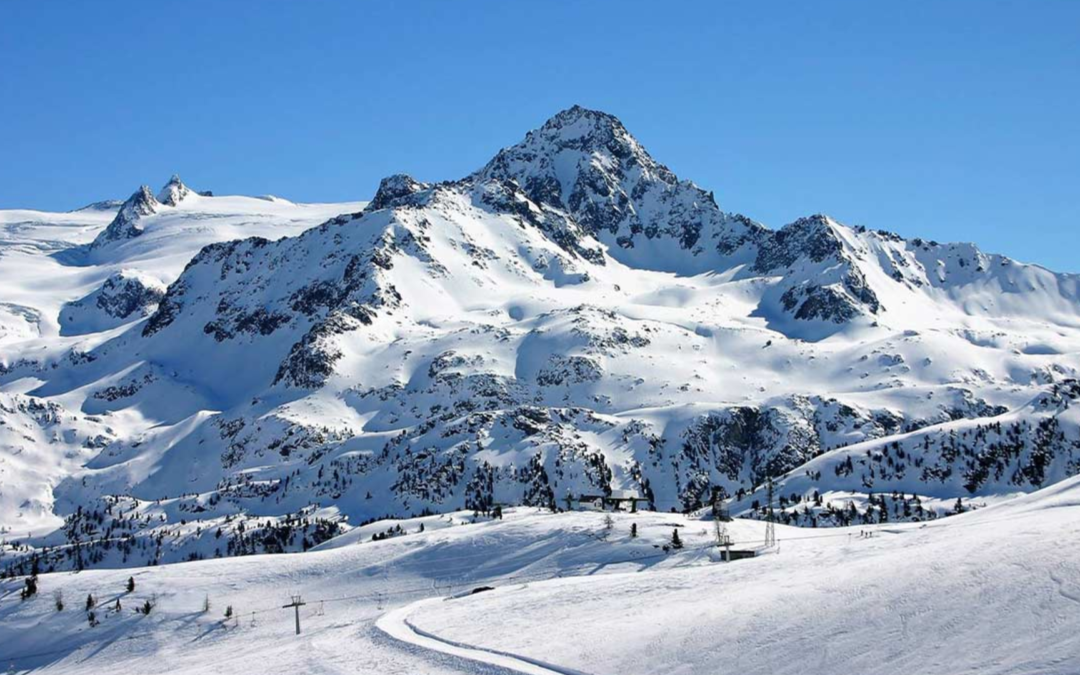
[568, 489, 649, 512]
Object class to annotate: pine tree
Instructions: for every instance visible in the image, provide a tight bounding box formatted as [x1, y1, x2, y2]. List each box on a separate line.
[86, 593, 95, 611]
[671, 528, 683, 549]
[126, 576, 135, 593]
[20, 576, 38, 600]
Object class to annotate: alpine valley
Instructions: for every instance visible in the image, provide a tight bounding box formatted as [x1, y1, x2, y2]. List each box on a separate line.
[3, 106, 1080, 577]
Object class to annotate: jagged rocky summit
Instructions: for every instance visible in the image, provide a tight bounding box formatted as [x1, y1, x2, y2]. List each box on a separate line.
[90, 174, 197, 250]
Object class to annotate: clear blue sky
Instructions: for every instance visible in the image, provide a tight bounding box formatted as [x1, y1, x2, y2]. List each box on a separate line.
[2, 1, 1078, 270]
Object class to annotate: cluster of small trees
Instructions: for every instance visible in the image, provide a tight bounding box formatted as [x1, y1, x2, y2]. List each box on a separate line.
[15, 573, 157, 628]
[765, 490, 959, 527]
[1, 488, 349, 576]
[226, 515, 342, 556]
[371, 523, 408, 541]
[833, 417, 1077, 498]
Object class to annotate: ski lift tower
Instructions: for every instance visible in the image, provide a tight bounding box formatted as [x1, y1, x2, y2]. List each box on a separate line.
[764, 477, 777, 549]
[712, 495, 734, 561]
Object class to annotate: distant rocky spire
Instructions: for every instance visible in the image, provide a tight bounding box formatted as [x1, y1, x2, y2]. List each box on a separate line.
[157, 174, 191, 206]
[368, 174, 430, 211]
[89, 186, 159, 250]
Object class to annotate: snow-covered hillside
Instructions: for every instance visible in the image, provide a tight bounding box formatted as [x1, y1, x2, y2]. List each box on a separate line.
[1, 479, 1077, 674]
[3, 106, 1080, 577]
[405, 476, 1080, 675]
[0, 180, 365, 537]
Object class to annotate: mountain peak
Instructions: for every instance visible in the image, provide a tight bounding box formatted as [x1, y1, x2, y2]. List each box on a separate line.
[524, 105, 651, 166]
[536, 105, 628, 141]
[89, 185, 159, 250]
[475, 106, 673, 213]
[157, 174, 191, 206]
[369, 173, 430, 211]
[471, 107, 761, 272]
[127, 185, 159, 215]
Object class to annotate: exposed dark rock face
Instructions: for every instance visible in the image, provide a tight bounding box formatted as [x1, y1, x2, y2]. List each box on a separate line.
[142, 206, 409, 391]
[782, 282, 867, 323]
[368, 174, 430, 211]
[754, 215, 843, 272]
[89, 186, 158, 249]
[536, 355, 603, 386]
[204, 307, 292, 342]
[93, 273, 165, 320]
[474, 105, 765, 266]
[60, 272, 166, 335]
[274, 309, 373, 388]
[754, 215, 882, 324]
[473, 178, 606, 264]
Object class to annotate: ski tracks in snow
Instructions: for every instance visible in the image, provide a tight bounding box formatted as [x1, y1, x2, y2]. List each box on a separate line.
[1049, 568, 1080, 606]
[376, 596, 591, 675]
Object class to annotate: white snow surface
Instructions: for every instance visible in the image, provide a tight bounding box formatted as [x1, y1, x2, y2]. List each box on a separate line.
[0, 480, 1077, 674]
[408, 478, 1080, 675]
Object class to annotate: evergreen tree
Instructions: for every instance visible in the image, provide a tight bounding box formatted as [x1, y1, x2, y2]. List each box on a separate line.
[85, 593, 95, 611]
[20, 576, 38, 600]
[671, 528, 683, 549]
[126, 576, 135, 593]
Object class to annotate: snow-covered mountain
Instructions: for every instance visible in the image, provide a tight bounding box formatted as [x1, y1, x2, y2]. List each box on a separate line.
[3, 106, 1080, 575]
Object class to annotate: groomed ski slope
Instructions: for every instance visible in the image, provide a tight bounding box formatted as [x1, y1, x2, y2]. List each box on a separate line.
[406, 477, 1080, 675]
[3, 479, 1079, 674]
[0, 508, 768, 674]
[378, 598, 584, 675]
